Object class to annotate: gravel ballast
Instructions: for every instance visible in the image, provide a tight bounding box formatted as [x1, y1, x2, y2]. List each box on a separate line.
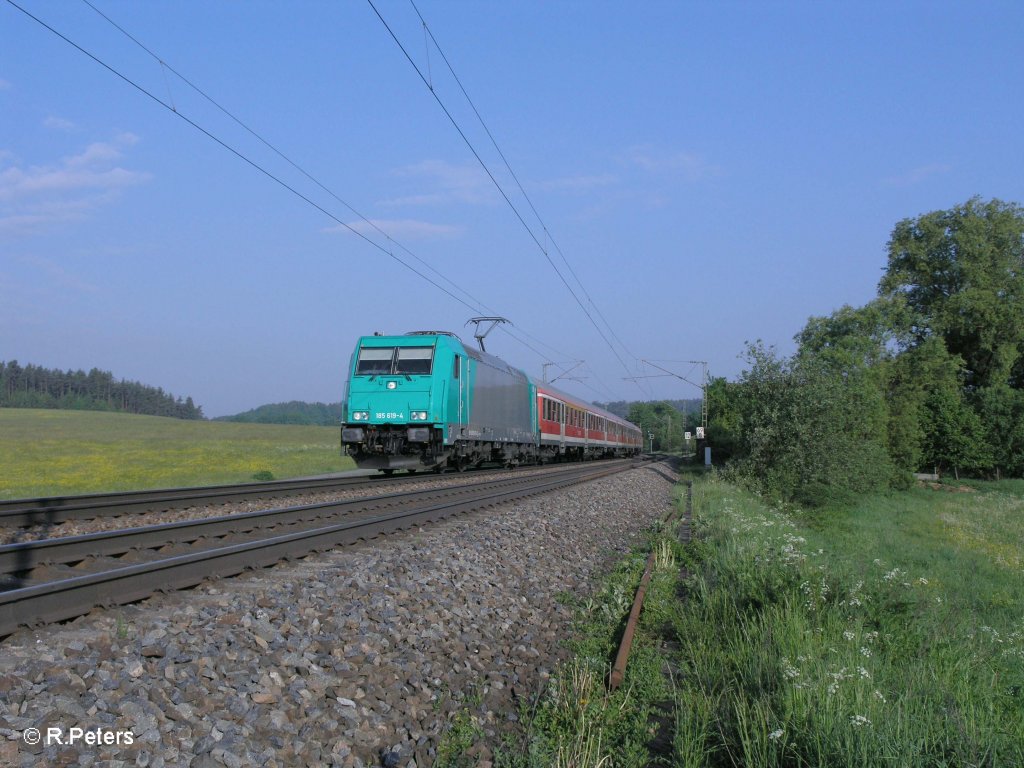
[0, 462, 677, 767]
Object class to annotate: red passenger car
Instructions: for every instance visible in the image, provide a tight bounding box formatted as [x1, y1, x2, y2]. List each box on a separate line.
[535, 384, 642, 461]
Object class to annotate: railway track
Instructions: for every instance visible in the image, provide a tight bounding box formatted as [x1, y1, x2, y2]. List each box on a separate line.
[0, 459, 636, 636]
[0, 471, 438, 528]
[0, 461, 623, 530]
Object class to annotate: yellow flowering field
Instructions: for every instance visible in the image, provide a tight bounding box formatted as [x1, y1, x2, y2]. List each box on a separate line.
[0, 408, 354, 499]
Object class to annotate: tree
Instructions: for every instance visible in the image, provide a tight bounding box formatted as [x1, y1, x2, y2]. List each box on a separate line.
[796, 298, 898, 371]
[975, 384, 1024, 479]
[704, 377, 743, 462]
[877, 335, 968, 476]
[922, 386, 991, 480]
[879, 197, 1024, 390]
[735, 335, 894, 505]
[627, 401, 688, 452]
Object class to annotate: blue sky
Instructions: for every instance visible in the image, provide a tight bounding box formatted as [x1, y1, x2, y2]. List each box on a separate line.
[2, 1, 1022, 417]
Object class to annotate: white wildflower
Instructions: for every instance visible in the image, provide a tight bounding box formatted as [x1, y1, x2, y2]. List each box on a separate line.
[860, 647, 872, 658]
[827, 667, 849, 695]
[883, 567, 905, 582]
[769, 728, 784, 742]
[850, 714, 872, 728]
[843, 630, 856, 641]
[781, 658, 801, 679]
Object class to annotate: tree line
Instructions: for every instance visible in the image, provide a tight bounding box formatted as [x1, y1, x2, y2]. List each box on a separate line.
[706, 197, 1024, 504]
[216, 401, 342, 426]
[0, 361, 204, 420]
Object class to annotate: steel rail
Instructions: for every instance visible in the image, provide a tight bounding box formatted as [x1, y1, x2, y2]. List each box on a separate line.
[0, 460, 634, 635]
[0, 460, 590, 528]
[0, 468, 585, 576]
[0, 473, 428, 527]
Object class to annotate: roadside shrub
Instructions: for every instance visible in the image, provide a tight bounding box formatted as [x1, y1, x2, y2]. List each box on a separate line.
[735, 342, 894, 506]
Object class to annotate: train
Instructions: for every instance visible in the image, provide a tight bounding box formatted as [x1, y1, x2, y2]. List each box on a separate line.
[340, 331, 643, 473]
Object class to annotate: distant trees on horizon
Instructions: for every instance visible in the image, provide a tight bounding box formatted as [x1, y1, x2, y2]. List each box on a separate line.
[215, 401, 343, 426]
[0, 361, 204, 420]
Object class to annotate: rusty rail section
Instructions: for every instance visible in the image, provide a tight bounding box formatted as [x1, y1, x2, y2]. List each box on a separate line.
[609, 476, 692, 691]
[0, 460, 635, 637]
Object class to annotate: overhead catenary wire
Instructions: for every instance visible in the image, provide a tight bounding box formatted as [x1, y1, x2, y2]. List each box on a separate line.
[15, 0, 619, 395]
[408, 0, 642, 367]
[4, 0, 495, 317]
[11, 0, 640, 401]
[81, 0, 621, 395]
[367, 0, 643, 396]
[78, 0, 489, 319]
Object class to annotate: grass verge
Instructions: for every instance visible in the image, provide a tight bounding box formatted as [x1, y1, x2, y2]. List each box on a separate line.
[497, 520, 686, 768]
[498, 472, 1024, 766]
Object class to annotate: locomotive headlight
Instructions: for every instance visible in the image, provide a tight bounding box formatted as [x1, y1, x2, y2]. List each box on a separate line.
[410, 411, 428, 421]
[386, 381, 397, 390]
[352, 411, 369, 421]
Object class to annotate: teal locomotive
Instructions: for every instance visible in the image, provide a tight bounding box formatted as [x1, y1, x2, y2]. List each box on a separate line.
[340, 331, 642, 473]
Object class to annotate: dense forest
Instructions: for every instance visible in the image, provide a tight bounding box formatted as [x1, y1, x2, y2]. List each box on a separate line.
[705, 197, 1024, 504]
[216, 401, 343, 426]
[0, 361, 204, 420]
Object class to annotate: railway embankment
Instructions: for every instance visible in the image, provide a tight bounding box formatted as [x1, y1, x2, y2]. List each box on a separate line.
[0, 462, 676, 767]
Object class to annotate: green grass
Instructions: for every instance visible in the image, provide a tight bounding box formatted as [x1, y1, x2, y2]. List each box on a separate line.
[667, 474, 1024, 767]
[0, 408, 355, 499]
[498, 522, 683, 768]
[502, 474, 1024, 766]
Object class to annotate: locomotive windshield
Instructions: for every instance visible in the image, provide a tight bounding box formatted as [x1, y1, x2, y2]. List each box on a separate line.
[395, 347, 433, 375]
[355, 346, 434, 376]
[355, 348, 394, 375]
